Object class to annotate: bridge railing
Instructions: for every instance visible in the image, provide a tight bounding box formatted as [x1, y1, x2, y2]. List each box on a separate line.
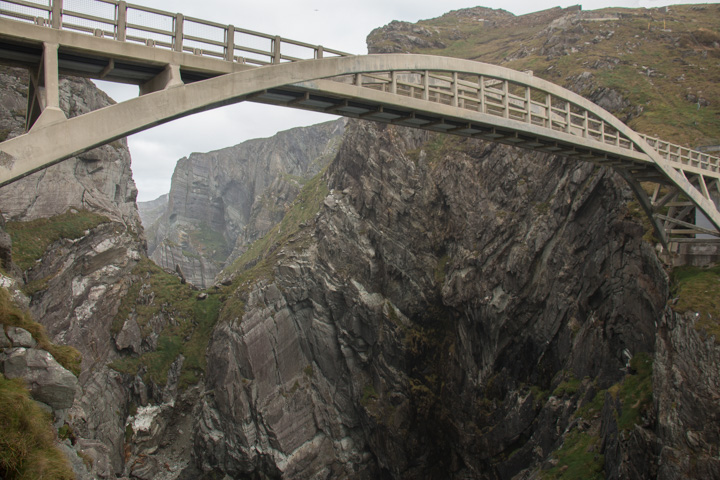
[0, 0, 350, 65]
[343, 70, 720, 174]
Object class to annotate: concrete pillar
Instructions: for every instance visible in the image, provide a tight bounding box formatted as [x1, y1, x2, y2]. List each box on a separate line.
[117, 1, 127, 42]
[225, 25, 235, 61]
[51, 0, 62, 29]
[174, 13, 184, 52]
[273, 36, 281, 64]
[27, 43, 67, 131]
[139, 64, 184, 95]
[316, 45, 323, 59]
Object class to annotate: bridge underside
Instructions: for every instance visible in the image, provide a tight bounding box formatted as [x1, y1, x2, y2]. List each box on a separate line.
[0, 16, 718, 249]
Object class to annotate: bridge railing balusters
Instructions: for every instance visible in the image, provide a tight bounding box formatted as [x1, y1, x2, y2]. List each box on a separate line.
[116, 1, 126, 41]
[1, 0, 349, 65]
[51, 0, 61, 28]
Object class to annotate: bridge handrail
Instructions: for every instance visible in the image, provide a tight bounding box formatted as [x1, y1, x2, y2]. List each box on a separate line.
[0, 0, 351, 65]
[338, 69, 720, 176]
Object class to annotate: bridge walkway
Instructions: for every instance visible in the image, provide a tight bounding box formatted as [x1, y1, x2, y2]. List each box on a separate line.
[0, 0, 718, 248]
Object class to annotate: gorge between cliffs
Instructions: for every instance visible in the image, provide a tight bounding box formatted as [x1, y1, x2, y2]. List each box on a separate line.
[2, 4, 720, 480]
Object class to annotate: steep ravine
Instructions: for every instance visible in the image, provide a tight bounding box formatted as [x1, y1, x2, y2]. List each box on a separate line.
[1, 4, 720, 480]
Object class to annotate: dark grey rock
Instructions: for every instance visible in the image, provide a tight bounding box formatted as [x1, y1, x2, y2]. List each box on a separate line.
[0, 326, 10, 348]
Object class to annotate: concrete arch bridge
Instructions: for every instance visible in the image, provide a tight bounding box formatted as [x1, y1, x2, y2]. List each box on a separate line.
[0, 0, 718, 252]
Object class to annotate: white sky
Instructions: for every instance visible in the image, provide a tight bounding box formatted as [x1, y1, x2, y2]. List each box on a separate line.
[94, 0, 711, 201]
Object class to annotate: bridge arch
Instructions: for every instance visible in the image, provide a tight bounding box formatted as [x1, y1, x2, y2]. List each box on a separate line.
[0, 53, 718, 245]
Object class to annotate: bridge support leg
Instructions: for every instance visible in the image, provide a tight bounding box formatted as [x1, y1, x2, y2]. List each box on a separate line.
[139, 64, 184, 95]
[26, 42, 67, 131]
[615, 168, 670, 249]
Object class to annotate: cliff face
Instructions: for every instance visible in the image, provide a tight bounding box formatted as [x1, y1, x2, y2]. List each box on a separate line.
[145, 119, 346, 288]
[182, 120, 668, 478]
[0, 66, 147, 478]
[2, 4, 720, 480]
[0, 67, 142, 231]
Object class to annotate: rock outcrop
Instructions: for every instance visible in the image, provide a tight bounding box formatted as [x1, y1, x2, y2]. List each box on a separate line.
[182, 118, 668, 478]
[2, 4, 720, 480]
[0, 65, 146, 479]
[0, 67, 142, 231]
[145, 118, 346, 288]
[0, 344, 79, 411]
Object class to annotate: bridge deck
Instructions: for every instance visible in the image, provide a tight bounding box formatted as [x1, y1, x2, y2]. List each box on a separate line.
[0, 0, 718, 245]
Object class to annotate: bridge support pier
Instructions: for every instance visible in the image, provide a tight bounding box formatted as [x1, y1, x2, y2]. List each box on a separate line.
[26, 42, 66, 131]
[140, 64, 184, 95]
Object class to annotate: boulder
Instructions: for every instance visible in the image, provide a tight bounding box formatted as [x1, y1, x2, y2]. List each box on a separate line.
[0, 347, 78, 410]
[0, 326, 10, 348]
[6, 326, 36, 347]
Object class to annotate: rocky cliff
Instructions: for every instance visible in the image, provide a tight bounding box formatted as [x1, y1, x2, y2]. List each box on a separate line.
[1, 4, 720, 480]
[143, 119, 346, 288]
[0, 66, 147, 478]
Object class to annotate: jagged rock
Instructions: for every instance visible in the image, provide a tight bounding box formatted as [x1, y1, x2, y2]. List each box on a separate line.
[0, 327, 10, 348]
[0, 347, 78, 410]
[116, 317, 143, 354]
[58, 443, 95, 480]
[5, 326, 36, 347]
[76, 438, 115, 480]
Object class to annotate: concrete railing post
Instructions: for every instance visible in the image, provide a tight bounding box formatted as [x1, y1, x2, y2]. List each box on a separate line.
[225, 25, 235, 61]
[502, 81, 509, 118]
[525, 86, 531, 123]
[545, 93, 551, 128]
[451, 72, 458, 107]
[117, 1, 127, 42]
[51, 0, 63, 29]
[423, 71, 429, 101]
[565, 103, 571, 133]
[273, 36, 281, 64]
[479, 76, 485, 113]
[390, 71, 397, 95]
[174, 13, 184, 52]
[316, 45, 323, 59]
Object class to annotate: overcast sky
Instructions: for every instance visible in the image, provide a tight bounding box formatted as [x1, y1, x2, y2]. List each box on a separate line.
[94, 0, 709, 201]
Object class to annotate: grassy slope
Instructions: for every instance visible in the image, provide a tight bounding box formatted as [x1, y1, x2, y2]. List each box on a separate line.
[0, 376, 75, 480]
[371, 4, 720, 147]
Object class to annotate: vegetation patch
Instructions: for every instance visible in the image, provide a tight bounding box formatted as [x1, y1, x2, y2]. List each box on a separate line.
[0, 375, 75, 480]
[670, 265, 720, 340]
[109, 258, 221, 388]
[5, 210, 109, 271]
[613, 352, 653, 431]
[552, 374, 581, 398]
[542, 429, 604, 480]
[0, 288, 81, 376]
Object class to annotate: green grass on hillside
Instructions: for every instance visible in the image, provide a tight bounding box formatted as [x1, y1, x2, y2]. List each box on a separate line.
[0, 375, 75, 480]
[381, 4, 720, 148]
[670, 265, 720, 339]
[109, 258, 221, 388]
[543, 352, 653, 479]
[5, 210, 109, 271]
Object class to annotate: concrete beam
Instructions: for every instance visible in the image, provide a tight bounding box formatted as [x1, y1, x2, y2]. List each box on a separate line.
[0, 52, 718, 235]
[139, 64, 184, 95]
